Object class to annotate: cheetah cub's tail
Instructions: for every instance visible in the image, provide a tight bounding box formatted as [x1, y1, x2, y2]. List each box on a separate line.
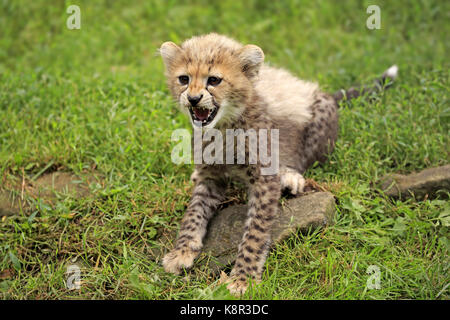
[333, 65, 399, 103]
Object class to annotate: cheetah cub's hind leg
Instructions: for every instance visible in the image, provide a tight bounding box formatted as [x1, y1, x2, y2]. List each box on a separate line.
[280, 167, 306, 195]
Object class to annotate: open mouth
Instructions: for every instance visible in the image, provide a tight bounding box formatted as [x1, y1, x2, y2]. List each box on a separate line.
[188, 105, 219, 126]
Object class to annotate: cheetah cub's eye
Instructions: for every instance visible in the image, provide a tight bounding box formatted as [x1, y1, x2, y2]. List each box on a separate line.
[207, 76, 222, 86]
[178, 75, 189, 85]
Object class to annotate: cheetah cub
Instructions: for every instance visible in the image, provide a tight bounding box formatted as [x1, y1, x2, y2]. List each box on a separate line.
[159, 33, 397, 295]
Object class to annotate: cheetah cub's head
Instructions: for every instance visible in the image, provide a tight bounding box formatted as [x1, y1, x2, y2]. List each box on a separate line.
[160, 33, 264, 128]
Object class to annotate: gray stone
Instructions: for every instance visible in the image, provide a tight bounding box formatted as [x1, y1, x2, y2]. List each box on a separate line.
[200, 192, 336, 274]
[380, 165, 450, 199]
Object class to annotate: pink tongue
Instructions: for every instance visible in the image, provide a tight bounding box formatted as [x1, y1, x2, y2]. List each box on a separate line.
[193, 108, 209, 121]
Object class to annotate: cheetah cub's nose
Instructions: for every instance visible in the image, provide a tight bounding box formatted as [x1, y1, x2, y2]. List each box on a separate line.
[188, 94, 203, 107]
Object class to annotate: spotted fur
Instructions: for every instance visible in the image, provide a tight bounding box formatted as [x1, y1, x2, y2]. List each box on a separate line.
[159, 33, 397, 295]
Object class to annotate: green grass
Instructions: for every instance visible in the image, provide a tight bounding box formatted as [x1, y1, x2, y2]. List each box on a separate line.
[0, 0, 449, 299]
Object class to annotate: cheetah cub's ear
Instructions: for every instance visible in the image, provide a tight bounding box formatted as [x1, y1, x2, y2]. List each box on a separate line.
[239, 44, 264, 78]
[159, 41, 182, 68]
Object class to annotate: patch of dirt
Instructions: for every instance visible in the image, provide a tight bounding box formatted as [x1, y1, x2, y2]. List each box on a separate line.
[0, 171, 101, 216]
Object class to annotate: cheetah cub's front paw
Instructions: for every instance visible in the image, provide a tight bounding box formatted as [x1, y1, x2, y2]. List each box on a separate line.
[226, 277, 249, 296]
[280, 168, 305, 195]
[190, 169, 200, 183]
[162, 246, 199, 275]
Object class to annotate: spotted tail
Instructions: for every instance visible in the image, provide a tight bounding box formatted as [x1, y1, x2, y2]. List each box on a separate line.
[333, 65, 399, 103]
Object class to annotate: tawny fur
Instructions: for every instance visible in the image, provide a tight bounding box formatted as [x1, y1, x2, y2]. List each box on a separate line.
[160, 33, 340, 295]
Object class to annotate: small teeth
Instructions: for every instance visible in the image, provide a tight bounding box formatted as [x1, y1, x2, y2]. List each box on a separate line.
[189, 106, 217, 125]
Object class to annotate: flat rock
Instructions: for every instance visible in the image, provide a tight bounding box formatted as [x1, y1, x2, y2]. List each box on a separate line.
[380, 164, 450, 199]
[200, 192, 336, 274]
